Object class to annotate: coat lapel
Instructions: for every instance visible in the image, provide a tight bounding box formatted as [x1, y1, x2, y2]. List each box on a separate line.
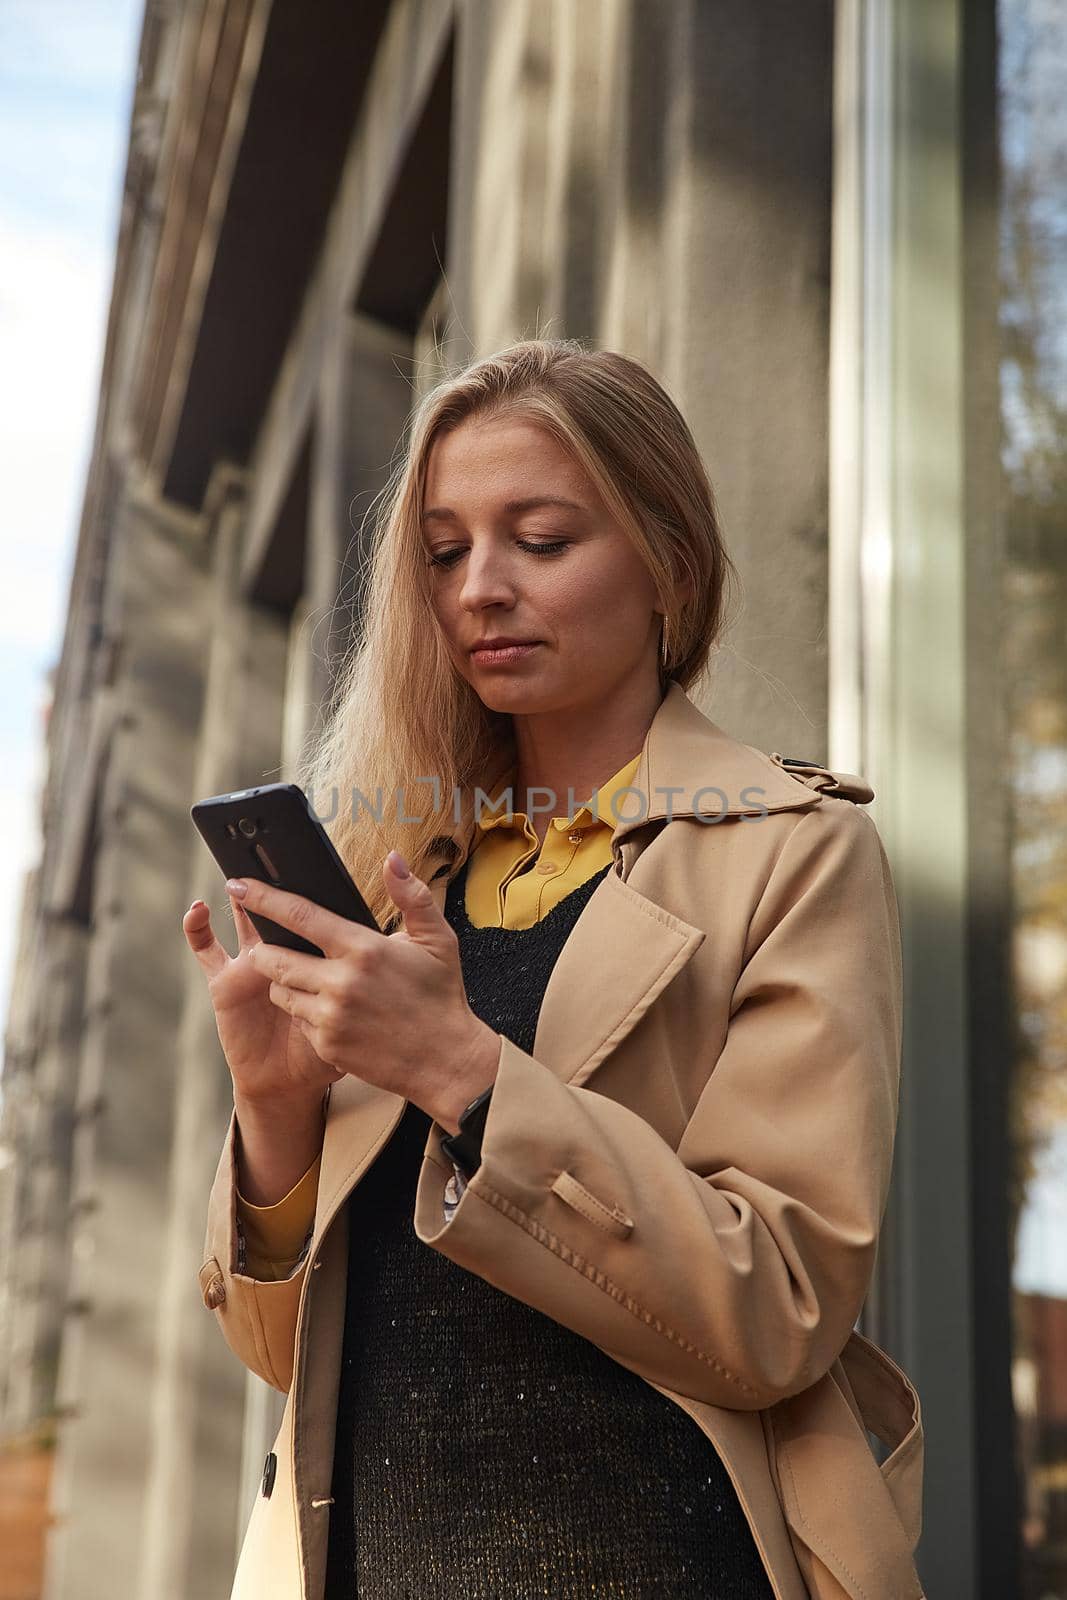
[422, 680, 825, 1090]
[317, 681, 826, 1227]
[315, 1075, 405, 1241]
[476, 862, 706, 1091]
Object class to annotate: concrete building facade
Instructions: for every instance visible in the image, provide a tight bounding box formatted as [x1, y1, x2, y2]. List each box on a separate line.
[0, 1, 1029, 1596]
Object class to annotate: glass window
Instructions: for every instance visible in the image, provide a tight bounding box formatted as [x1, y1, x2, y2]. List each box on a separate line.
[1000, 2, 1067, 1593]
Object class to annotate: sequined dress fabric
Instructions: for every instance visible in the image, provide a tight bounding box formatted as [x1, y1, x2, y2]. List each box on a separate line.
[322, 854, 775, 1599]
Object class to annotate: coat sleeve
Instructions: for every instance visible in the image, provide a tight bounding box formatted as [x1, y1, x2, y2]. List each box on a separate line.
[413, 798, 903, 1411]
[198, 1109, 315, 1393]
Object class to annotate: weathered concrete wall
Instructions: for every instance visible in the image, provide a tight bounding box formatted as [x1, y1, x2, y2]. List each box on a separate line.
[445, 0, 834, 750]
[43, 485, 211, 1600]
[308, 311, 416, 708]
[3, 918, 87, 1434]
[136, 475, 290, 1600]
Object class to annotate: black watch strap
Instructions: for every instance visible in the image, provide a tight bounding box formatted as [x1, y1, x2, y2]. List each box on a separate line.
[439, 1084, 494, 1178]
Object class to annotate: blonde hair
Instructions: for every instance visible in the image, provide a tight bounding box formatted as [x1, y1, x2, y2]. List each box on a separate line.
[292, 336, 739, 930]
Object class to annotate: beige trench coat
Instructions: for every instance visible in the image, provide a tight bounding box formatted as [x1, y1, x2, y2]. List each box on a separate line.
[200, 681, 925, 1600]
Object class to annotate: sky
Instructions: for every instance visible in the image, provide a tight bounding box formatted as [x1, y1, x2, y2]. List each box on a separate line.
[0, 0, 142, 1055]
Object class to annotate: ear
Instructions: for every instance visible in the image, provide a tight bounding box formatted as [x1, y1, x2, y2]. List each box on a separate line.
[660, 570, 693, 614]
[674, 565, 695, 608]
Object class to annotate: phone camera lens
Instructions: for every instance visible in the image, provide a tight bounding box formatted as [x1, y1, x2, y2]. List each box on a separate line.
[238, 816, 257, 838]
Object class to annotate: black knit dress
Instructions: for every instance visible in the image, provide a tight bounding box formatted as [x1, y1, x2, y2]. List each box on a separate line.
[322, 854, 775, 1599]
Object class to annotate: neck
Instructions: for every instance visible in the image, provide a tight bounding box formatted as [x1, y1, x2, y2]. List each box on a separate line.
[510, 672, 666, 817]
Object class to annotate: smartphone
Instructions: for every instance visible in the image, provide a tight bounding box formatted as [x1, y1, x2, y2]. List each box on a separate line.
[191, 782, 380, 955]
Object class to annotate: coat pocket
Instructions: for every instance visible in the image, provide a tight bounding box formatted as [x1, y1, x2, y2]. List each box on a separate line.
[550, 1169, 634, 1239]
[765, 1333, 926, 1600]
[838, 1328, 924, 1553]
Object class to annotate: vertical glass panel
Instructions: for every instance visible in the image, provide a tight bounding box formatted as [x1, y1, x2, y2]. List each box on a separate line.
[1000, 2, 1067, 1594]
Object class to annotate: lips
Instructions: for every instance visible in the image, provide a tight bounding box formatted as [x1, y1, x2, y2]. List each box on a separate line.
[470, 640, 542, 665]
[470, 639, 539, 652]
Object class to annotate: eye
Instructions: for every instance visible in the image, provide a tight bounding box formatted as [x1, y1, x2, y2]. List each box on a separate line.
[426, 539, 571, 569]
[518, 539, 571, 557]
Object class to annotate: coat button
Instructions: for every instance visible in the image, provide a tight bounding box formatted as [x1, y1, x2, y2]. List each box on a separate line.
[198, 1256, 226, 1309]
[261, 1451, 277, 1498]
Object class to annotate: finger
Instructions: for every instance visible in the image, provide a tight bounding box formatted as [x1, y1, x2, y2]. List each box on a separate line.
[226, 878, 366, 959]
[249, 941, 329, 996]
[182, 901, 229, 981]
[381, 853, 454, 957]
[267, 980, 324, 1030]
[230, 894, 263, 953]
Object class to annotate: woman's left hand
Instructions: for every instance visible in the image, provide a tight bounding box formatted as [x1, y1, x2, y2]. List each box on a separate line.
[226, 851, 500, 1134]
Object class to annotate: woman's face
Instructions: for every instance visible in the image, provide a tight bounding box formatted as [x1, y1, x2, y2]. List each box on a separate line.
[422, 415, 667, 716]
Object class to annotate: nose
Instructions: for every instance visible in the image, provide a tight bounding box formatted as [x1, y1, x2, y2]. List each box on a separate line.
[457, 541, 518, 614]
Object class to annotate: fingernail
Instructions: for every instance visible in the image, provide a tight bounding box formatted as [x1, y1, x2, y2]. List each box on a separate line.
[387, 851, 410, 879]
[190, 899, 205, 912]
[226, 878, 247, 898]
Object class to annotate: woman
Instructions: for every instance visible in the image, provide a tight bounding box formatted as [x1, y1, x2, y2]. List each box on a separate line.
[185, 339, 925, 1600]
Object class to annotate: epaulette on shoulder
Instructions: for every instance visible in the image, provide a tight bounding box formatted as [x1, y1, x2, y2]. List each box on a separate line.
[767, 751, 875, 805]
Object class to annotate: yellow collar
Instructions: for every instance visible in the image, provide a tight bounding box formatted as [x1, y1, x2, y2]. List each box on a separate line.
[425, 680, 846, 876]
[475, 751, 643, 838]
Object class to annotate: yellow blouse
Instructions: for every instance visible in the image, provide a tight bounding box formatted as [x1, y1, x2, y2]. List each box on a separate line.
[235, 751, 641, 1278]
[463, 749, 640, 926]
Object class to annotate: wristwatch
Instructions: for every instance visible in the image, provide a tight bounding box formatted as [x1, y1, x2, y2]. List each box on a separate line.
[439, 1084, 494, 1178]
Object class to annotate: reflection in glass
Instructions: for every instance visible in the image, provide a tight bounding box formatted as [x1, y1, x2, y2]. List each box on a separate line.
[1000, 0, 1067, 1592]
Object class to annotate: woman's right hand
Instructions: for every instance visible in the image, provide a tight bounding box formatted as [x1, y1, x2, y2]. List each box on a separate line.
[182, 893, 345, 1107]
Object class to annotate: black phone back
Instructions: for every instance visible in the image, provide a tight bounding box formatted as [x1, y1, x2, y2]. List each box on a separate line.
[190, 782, 379, 956]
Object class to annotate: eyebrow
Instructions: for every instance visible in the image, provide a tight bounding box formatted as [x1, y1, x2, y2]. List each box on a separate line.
[421, 495, 586, 523]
